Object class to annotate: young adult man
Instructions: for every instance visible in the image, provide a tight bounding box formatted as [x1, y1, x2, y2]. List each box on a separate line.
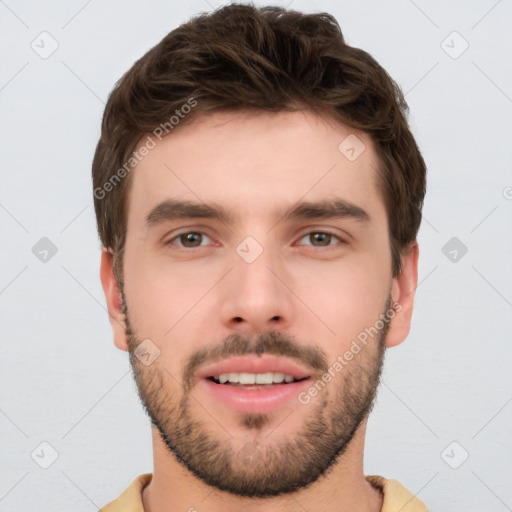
[94, 4, 427, 511]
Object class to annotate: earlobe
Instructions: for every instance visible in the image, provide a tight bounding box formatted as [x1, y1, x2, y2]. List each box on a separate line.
[100, 248, 129, 352]
[385, 243, 419, 348]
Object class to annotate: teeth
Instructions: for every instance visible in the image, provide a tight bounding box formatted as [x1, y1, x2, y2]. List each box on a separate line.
[255, 372, 273, 384]
[239, 373, 255, 385]
[214, 372, 299, 384]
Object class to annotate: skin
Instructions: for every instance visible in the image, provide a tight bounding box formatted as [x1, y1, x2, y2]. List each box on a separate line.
[100, 109, 419, 512]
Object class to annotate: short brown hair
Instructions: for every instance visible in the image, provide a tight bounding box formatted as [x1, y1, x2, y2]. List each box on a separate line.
[92, 3, 426, 283]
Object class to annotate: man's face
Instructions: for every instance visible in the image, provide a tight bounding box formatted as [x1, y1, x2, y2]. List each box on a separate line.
[108, 110, 409, 497]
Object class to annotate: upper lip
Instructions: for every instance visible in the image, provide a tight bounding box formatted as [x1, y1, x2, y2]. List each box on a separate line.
[197, 355, 312, 381]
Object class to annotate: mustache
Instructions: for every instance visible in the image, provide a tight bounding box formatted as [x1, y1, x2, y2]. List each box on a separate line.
[182, 330, 329, 392]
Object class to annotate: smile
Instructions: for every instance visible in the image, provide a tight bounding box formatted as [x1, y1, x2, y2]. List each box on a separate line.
[196, 355, 314, 414]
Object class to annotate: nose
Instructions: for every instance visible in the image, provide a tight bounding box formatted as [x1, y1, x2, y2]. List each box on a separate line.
[219, 241, 294, 335]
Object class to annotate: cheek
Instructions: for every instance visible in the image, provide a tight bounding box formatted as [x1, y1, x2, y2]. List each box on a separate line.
[123, 248, 218, 341]
[291, 259, 390, 344]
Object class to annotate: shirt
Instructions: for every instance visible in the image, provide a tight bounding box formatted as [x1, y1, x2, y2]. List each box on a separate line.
[99, 473, 427, 511]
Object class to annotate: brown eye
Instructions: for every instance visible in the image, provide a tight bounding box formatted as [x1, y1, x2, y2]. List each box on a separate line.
[298, 231, 342, 248]
[310, 232, 331, 246]
[168, 232, 212, 248]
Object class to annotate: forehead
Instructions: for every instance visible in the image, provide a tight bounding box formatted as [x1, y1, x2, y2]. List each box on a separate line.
[127, 110, 385, 230]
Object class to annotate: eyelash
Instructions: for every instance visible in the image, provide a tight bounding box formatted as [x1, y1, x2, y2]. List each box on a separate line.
[165, 230, 346, 251]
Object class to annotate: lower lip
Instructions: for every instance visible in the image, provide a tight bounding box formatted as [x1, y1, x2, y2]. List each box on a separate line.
[199, 378, 312, 414]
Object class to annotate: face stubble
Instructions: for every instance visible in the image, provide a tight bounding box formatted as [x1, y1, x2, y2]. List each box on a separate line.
[121, 288, 390, 498]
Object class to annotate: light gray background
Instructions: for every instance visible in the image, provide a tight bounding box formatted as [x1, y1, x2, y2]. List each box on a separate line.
[1, 1, 511, 510]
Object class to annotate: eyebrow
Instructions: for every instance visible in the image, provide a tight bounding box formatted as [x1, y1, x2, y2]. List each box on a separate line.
[145, 197, 370, 228]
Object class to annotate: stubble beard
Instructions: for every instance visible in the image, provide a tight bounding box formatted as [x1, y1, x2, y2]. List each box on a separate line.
[122, 291, 390, 498]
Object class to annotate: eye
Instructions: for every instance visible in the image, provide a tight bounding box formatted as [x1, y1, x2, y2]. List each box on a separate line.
[165, 230, 345, 251]
[296, 231, 345, 249]
[166, 231, 213, 249]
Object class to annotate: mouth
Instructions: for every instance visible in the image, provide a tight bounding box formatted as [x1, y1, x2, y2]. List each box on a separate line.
[196, 355, 313, 414]
[206, 372, 309, 389]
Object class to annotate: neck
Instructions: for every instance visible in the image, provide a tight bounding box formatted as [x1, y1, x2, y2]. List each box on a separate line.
[142, 420, 383, 512]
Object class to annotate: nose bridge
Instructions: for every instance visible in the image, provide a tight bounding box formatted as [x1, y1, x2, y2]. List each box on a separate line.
[236, 235, 278, 290]
[221, 232, 293, 331]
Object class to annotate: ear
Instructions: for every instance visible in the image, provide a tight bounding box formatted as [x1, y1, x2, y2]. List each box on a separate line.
[386, 242, 419, 348]
[100, 248, 129, 352]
